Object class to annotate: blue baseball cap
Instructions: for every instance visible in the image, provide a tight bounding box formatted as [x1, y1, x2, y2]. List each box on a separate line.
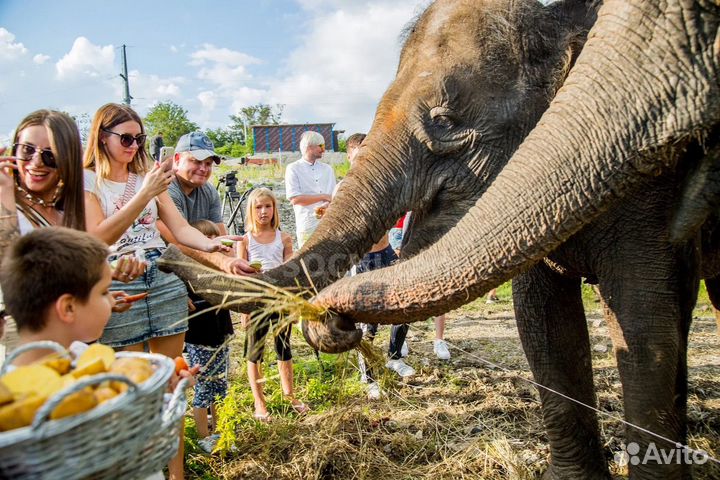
[175, 131, 221, 164]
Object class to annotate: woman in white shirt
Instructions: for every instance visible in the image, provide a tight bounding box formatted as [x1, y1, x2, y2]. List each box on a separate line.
[83, 103, 226, 360]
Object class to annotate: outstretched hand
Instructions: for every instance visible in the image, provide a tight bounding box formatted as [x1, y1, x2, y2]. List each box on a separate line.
[223, 257, 260, 276]
[204, 238, 232, 254]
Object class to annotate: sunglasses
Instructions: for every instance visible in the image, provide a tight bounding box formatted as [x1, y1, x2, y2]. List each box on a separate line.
[102, 129, 147, 148]
[13, 143, 57, 169]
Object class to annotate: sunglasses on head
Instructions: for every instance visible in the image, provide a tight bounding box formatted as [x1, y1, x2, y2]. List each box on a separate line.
[12, 143, 57, 169]
[102, 129, 147, 148]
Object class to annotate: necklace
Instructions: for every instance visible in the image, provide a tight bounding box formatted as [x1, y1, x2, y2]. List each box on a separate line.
[15, 180, 64, 208]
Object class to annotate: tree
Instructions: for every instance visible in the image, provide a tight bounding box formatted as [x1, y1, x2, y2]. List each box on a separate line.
[204, 127, 236, 149]
[143, 101, 199, 147]
[229, 103, 284, 144]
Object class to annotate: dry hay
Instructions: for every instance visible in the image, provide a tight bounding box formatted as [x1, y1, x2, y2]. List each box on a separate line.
[182, 284, 719, 479]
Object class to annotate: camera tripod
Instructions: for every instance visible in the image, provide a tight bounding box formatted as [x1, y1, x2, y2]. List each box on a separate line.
[216, 173, 247, 235]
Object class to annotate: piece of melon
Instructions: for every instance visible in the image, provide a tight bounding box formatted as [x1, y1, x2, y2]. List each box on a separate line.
[77, 343, 116, 370]
[1, 365, 62, 398]
[71, 357, 107, 379]
[0, 394, 46, 431]
[38, 353, 72, 375]
[50, 387, 98, 420]
[93, 386, 119, 404]
[0, 381, 13, 405]
[109, 357, 153, 392]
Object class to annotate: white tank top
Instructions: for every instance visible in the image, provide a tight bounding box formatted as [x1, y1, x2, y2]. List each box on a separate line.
[247, 230, 284, 270]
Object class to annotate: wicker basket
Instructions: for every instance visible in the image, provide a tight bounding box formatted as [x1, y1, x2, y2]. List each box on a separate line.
[0, 341, 183, 479]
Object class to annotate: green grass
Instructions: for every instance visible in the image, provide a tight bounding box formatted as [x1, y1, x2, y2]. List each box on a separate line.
[212, 160, 350, 192]
[185, 331, 368, 471]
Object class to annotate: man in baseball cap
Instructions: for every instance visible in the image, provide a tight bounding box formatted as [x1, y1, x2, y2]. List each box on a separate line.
[175, 131, 222, 164]
[162, 132, 254, 276]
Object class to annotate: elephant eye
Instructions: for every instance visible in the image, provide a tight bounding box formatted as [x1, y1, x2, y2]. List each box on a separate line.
[423, 106, 473, 156]
[430, 107, 458, 132]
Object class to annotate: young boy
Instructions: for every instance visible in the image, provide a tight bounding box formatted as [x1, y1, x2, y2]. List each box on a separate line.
[0, 227, 113, 365]
[1, 227, 193, 480]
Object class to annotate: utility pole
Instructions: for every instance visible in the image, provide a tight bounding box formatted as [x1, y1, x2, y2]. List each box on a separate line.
[119, 44, 132, 105]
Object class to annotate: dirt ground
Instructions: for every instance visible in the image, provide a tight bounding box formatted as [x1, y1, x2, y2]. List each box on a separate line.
[186, 294, 720, 480]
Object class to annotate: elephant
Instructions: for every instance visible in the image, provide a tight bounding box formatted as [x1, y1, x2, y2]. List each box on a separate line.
[160, 0, 720, 478]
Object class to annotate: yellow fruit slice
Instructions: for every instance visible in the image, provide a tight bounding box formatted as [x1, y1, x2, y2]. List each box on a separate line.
[60, 374, 76, 389]
[50, 387, 98, 420]
[71, 357, 107, 379]
[93, 386, 119, 404]
[0, 381, 13, 406]
[109, 358, 153, 392]
[1, 365, 62, 398]
[77, 344, 116, 370]
[0, 394, 46, 431]
[38, 353, 72, 375]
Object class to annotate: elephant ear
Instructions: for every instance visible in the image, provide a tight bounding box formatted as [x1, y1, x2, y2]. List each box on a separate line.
[517, 0, 602, 96]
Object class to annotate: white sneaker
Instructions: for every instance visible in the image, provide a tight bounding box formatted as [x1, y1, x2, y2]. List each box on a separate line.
[357, 352, 368, 383]
[198, 433, 220, 454]
[367, 381, 381, 400]
[386, 358, 415, 377]
[401, 340, 409, 358]
[433, 339, 451, 360]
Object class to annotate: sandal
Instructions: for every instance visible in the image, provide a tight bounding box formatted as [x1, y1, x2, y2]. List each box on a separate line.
[291, 401, 310, 415]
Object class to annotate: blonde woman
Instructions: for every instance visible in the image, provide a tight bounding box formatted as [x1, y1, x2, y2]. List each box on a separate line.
[83, 103, 227, 357]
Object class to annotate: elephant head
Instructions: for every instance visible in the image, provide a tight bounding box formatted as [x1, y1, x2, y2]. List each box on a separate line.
[162, 0, 602, 351]
[307, 0, 720, 330]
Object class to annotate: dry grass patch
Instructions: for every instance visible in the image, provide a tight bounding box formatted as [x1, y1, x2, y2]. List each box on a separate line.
[183, 285, 719, 479]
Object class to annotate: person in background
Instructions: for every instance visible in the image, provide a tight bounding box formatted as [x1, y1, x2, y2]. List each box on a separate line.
[185, 220, 234, 454]
[159, 131, 254, 276]
[238, 188, 308, 421]
[284, 131, 335, 248]
[396, 211, 451, 360]
[340, 134, 414, 398]
[150, 131, 164, 162]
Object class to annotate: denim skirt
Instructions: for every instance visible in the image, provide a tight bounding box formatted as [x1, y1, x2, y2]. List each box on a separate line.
[101, 249, 189, 347]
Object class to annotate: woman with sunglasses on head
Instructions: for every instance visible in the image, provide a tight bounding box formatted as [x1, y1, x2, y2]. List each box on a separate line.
[83, 103, 227, 359]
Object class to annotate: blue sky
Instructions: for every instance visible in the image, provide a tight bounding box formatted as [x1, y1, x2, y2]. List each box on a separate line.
[0, 0, 428, 144]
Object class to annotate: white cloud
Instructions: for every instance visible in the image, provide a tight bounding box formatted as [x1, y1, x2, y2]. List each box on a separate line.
[189, 44, 260, 68]
[188, 44, 261, 90]
[33, 54, 50, 64]
[55, 37, 115, 80]
[266, 1, 426, 133]
[170, 45, 178, 53]
[197, 90, 217, 111]
[0, 28, 27, 60]
[125, 70, 186, 111]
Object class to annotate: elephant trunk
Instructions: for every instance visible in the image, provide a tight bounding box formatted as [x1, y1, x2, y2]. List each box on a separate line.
[159, 129, 410, 317]
[313, 0, 720, 325]
[264, 136, 411, 291]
